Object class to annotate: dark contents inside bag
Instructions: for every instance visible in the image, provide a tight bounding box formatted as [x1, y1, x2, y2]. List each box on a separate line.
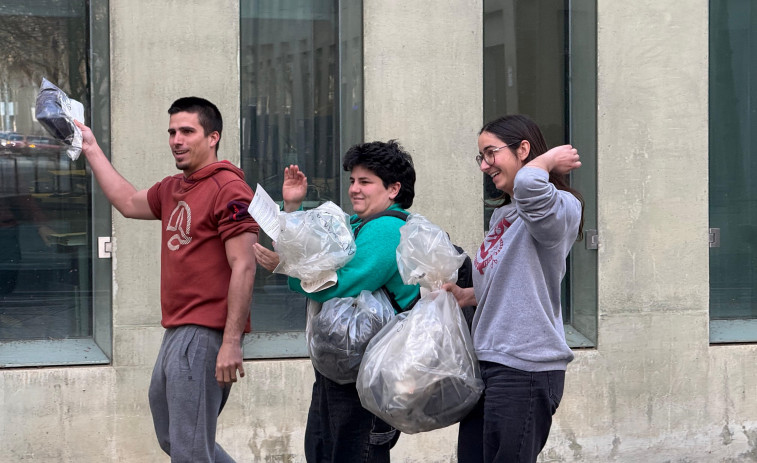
[35, 81, 77, 144]
[364, 355, 482, 433]
[309, 291, 393, 384]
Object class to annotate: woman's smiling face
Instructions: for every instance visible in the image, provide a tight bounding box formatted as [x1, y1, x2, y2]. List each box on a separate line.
[477, 131, 527, 196]
[348, 165, 400, 219]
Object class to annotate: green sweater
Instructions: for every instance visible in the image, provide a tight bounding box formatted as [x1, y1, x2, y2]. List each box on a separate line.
[288, 204, 419, 311]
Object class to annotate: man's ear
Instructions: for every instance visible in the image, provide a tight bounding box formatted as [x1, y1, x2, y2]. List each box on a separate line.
[209, 131, 220, 149]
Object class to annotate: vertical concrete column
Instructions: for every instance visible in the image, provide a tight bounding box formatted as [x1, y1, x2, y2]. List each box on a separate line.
[109, 0, 241, 349]
[554, 0, 712, 458]
[596, 2, 709, 348]
[363, 0, 484, 254]
[362, 1, 483, 459]
[109, 1, 241, 458]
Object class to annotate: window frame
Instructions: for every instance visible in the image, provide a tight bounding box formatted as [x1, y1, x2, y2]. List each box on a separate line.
[481, 0, 598, 348]
[239, 0, 363, 359]
[708, 0, 757, 344]
[0, 0, 112, 368]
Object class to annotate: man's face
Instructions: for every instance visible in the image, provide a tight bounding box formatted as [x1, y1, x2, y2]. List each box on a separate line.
[167, 111, 218, 175]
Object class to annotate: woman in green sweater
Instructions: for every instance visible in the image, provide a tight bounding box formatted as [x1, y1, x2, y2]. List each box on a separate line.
[253, 140, 419, 463]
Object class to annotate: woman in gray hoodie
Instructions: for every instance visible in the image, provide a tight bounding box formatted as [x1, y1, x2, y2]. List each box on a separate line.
[445, 114, 584, 463]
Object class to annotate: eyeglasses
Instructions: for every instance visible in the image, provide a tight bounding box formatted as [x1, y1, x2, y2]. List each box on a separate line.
[475, 141, 519, 166]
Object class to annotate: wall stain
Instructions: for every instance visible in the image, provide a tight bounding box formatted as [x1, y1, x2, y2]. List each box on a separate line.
[721, 423, 734, 445]
[738, 426, 757, 462]
[247, 423, 295, 462]
[567, 430, 583, 460]
[610, 436, 621, 459]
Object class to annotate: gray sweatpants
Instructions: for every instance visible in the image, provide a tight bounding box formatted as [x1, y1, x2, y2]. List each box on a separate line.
[149, 325, 235, 462]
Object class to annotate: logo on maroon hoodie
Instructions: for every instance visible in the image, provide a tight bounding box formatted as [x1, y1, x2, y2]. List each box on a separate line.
[166, 200, 192, 251]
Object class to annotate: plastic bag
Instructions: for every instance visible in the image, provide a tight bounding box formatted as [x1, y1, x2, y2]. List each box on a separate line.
[356, 290, 483, 433]
[356, 213, 482, 433]
[307, 290, 395, 384]
[35, 78, 84, 161]
[274, 201, 356, 287]
[396, 213, 467, 290]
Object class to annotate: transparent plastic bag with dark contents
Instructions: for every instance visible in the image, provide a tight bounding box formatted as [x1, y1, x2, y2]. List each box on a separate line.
[307, 290, 395, 385]
[35, 78, 83, 160]
[356, 214, 483, 434]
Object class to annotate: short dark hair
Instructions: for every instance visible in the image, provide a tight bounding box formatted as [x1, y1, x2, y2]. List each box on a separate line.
[342, 140, 416, 209]
[168, 97, 223, 152]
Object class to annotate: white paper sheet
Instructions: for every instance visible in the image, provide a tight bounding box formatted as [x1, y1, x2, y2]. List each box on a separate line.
[249, 184, 282, 241]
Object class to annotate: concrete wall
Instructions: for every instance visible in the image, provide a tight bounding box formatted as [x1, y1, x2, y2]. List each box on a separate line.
[363, 0, 484, 255]
[3, 1, 757, 462]
[542, 1, 757, 461]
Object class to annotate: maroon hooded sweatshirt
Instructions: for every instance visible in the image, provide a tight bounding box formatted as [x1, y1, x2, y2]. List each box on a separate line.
[147, 161, 259, 332]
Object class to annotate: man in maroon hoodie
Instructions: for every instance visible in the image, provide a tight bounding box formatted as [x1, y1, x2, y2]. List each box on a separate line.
[76, 97, 258, 462]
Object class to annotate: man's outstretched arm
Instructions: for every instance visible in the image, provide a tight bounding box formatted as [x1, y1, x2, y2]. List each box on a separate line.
[75, 120, 155, 219]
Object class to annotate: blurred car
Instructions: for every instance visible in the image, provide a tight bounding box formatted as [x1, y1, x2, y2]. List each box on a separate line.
[24, 135, 63, 156]
[0, 132, 25, 155]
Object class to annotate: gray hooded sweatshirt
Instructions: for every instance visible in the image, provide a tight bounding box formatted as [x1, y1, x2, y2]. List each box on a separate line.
[471, 167, 581, 372]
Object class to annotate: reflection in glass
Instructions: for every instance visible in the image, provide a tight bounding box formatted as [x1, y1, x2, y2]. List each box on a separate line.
[0, 2, 92, 341]
[709, 0, 757, 320]
[483, 0, 597, 345]
[483, 0, 567, 219]
[240, 1, 363, 355]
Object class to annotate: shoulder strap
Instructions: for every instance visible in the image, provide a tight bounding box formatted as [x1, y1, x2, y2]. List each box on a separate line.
[381, 286, 421, 313]
[351, 209, 410, 238]
[351, 209, 418, 312]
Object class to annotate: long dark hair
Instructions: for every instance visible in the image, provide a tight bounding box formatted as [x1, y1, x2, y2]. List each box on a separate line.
[481, 114, 584, 238]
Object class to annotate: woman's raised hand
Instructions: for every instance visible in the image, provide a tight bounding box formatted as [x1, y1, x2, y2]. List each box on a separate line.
[542, 144, 581, 175]
[282, 165, 308, 212]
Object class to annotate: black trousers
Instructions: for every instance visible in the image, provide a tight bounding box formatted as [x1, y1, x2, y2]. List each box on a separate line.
[305, 369, 399, 463]
[458, 361, 565, 463]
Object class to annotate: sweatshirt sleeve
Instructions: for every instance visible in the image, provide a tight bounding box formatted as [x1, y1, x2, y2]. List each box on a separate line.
[146, 178, 168, 219]
[512, 167, 581, 248]
[288, 216, 404, 303]
[214, 179, 260, 241]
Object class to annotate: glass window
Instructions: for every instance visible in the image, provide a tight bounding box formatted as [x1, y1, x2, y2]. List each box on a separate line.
[709, 0, 757, 343]
[240, 0, 363, 358]
[0, 0, 111, 366]
[483, 0, 597, 347]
